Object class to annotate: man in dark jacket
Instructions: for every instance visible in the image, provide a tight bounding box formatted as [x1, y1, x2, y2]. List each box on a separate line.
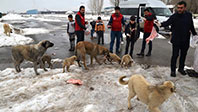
[90, 20, 96, 40]
[107, 6, 125, 54]
[159, 1, 197, 77]
[137, 8, 155, 57]
[75, 6, 87, 43]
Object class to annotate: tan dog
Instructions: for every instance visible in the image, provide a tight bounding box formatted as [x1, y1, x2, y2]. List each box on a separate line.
[75, 41, 109, 70]
[12, 40, 54, 75]
[40, 54, 53, 69]
[104, 53, 121, 64]
[119, 75, 176, 112]
[121, 54, 133, 68]
[62, 56, 77, 72]
[3, 24, 12, 36]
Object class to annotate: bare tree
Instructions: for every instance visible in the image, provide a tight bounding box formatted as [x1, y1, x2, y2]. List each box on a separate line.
[88, 0, 104, 15]
[109, 0, 120, 7]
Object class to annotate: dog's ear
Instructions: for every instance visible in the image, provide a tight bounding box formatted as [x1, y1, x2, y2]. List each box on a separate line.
[42, 41, 47, 48]
[156, 85, 166, 93]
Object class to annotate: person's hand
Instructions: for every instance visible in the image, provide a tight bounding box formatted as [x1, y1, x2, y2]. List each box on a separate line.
[85, 21, 88, 24]
[142, 17, 146, 21]
[154, 20, 161, 27]
[126, 33, 131, 37]
[107, 25, 112, 28]
[123, 28, 125, 32]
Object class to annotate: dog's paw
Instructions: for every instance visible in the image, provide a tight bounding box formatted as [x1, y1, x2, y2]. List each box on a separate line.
[85, 68, 89, 70]
[36, 73, 40, 75]
[128, 107, 132, 110]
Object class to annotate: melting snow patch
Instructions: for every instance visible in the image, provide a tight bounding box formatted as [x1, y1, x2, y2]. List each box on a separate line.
[23, 28, 50, 35]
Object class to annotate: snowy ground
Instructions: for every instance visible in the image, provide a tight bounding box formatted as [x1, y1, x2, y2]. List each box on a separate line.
[0, 22, 33, 47]
[0, 62, 197, 112]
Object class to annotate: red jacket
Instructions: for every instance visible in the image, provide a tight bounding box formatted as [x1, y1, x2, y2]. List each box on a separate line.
[75, 11, 85, 31]
[144, 13, 154, 33]
[110, 13, 124, 31]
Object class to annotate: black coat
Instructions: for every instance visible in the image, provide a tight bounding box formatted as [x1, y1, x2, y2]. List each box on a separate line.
[161, 11, 197, 45]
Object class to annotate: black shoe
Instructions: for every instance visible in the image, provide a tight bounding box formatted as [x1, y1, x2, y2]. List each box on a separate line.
[178, 69, 187, 75]
[170, 72, 176, 77]
[146, 53, 151, 57]
[69, 48, 72, 51]
[137, 53, 144, 57]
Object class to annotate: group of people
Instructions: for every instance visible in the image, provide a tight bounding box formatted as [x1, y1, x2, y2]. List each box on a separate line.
[66, 1, 197, 77]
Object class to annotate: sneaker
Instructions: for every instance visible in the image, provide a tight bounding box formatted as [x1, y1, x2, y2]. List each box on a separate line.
[146, 53, 151, 57]
[170, 72, 176, 77]
[69, 49, 72, 51]
[178, 69, 187, 75]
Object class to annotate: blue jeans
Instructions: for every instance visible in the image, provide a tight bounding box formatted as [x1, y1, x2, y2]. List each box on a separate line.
[91, 29, 95, 37]
[110, 31, 122, 53]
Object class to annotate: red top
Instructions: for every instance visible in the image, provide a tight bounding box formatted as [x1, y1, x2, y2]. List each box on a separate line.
[75, 11, 85, 31]
[111, 13, 123, 31]
[144, 13, 154, 33]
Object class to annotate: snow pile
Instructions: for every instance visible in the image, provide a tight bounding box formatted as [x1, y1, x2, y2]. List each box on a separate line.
[2, 14, 27, 20]
[23, 28, 50, 35]
[0, 63, 197, 112]
[0, 22, 33, 47]
[193, 19, 198, 28]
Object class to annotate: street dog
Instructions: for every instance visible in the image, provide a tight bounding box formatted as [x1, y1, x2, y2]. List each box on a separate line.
[119, 75, 176, 112]
[3, 23, 12, 36]
[11, 40, 54, 75]
[75, 41, 109, 70]
[40, 54, 53, 69]
[103, 53, 121, 64]
[121, 54, 134, 68]
[13, 27, 23, 34]
[62, 55, 77, 72]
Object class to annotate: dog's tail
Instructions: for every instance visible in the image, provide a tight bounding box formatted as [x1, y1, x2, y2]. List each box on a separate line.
[119, 76, 129, 85]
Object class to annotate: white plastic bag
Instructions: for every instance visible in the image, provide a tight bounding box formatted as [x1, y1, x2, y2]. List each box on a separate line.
[190, 35, 198, 48]
[93, 32, 97, 37]
[193, 46, 198, 72]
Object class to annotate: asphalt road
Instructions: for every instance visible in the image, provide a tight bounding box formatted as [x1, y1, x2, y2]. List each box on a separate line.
[0, 18, 196, 71]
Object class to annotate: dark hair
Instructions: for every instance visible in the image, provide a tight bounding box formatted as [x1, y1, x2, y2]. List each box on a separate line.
[177, 1, 187, 7]
[130, 16, 135, 21]
[98, 17, 101, 20]
[68, 14, 73, 18]
[114, 6, 120, 10]
[79, 5, 85, 10]
[144, 8, 149, 12]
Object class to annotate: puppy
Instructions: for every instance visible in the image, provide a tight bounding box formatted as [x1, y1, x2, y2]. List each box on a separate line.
[121, 54, 133, 68]
[103, 53, 121, 64]
[119, 75, 176, 112]
[62, 56, 77, 72]
[75, 41, 109, 70]
[40, 54, 53, 69]
[3, 24, 12, 36]
[12, 40, 54, 75]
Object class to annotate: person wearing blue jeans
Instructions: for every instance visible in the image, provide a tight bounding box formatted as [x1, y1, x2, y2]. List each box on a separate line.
[107, 6, 125, 54]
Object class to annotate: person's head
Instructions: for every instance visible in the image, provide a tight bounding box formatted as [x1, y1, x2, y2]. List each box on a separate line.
[68, 14, 73, 21]
[130, 16, 135, 24]
[79, 5, 85, 14]
[177, 1, 187, 14]
[144, 8, 150, 16]
[114, 6, 120, 14]
[97, 17, 102, 21]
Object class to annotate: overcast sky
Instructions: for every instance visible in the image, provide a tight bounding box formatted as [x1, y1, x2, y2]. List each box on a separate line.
[0, 0, 111, 13]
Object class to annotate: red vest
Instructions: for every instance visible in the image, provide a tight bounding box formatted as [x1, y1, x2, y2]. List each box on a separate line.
[144, 13, 154, 33]
[111, 13, 123, 31]
[75, 11, 85, 31]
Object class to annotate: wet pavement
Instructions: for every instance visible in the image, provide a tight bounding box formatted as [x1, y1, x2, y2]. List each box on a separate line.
[0, 16, 196, 70]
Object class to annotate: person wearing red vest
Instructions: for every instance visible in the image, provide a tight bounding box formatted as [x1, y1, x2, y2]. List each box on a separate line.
[75, 6, 87, 43]
[137, 8, 155, 57]
[108, 6, 125, 54]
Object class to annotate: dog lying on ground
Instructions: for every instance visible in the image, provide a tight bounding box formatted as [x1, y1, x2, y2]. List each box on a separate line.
[103, 53, 121, 64]
[40, 54, 53, 69]
[3, 24, 12, 36]
[75, 41, 109, 70]
[119, 75, 176, 112]
[11, 40, 54, 75]
[62, 56, 77, 72]
[13, 27, 23, 34]
[121, 54, 134, 68]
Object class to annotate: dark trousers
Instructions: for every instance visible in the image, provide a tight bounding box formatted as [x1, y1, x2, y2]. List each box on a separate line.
[91, 29, 95, 37]
[75, 31, 84, 43]
[69, 33, 75, 49]
[141, 32, 152, 54]
[110, 31, 122, 53]
[125, 36, 136, 57]
[97, 31, 104, 44]
[171, 43, 189, 72]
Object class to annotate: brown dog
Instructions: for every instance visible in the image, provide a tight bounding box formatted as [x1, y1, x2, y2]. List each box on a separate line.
[3, 24, 12, 36]
[75, 41, 109, 70]
[119, 75, 176, 112]
[40, 54, 53, 69]
[62, 56, 77, 72]
[104, 53, 121, 64]
[121, 54, 133, 68]
[12, 40, 54, 75]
